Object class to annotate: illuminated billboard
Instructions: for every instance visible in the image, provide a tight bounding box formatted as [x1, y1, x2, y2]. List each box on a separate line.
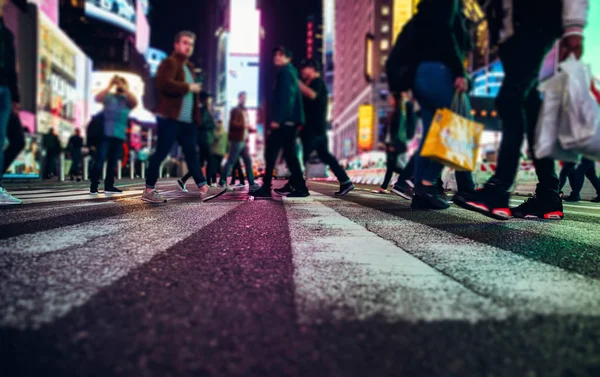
[226, 55, 259, 109]
[229, 0, 260, 54]
[85, 0, 136, 34]
[145, 48, 168, 77]
[136, 0, 150, 53]
[357, 104, 374, 151]
[3, 133, 43, 180]
[37, 13, 92, 146]
[29, 0, 59, 24]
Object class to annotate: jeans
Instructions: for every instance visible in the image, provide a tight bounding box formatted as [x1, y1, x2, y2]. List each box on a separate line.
[220, 141, 255, 185]
[302, 134, 350, 184]
[181, 141, 212, 184]
[0, 87, 11, 186]
[263, 125, 306, 190]
[560, 159, 600, 197]
[491, 29, 559, 196]
[146, 117, 206, 189]
[231, 160, 245, 184]
[90, 137, 122, 188]
[412, 62, 475, 192]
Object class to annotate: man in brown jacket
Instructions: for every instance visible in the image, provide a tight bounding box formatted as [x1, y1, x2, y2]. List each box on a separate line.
[142, 31, 215, 203]
[218, 91, 260, 190]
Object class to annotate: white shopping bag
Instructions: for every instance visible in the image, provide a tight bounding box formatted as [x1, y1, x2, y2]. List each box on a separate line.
[534, 72, 580, 162]
[558, 57, 600, 152]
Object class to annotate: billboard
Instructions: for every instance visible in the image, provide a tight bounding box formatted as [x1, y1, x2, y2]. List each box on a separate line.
[28, 0, 59, 24]
[392, 0, 416, 44]
[229, 0, 260, 55]
[3, 133, 43, 180]
[37, 13, 92, 146]
[357, 104, 374, 151]
[135, 0, 150, 54]
[85, 0, 136, 34]
[145, 48, 168, 77]
[226, 55, 260, 109]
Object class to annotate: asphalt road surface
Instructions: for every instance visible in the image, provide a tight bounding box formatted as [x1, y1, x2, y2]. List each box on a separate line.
[1, 180, 600, 377]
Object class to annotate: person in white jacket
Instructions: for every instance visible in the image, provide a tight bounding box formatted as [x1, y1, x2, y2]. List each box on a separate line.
[455, 0, 588, 220]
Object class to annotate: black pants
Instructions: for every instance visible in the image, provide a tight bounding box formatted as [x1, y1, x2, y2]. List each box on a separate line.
[263, 126, 306, 190]
[231, 160, 245, 184]
[69, 152, 82, 177]
[182, 141, 212, 184]
[90, 137, 122, 188]
[2, 114, 25, 176]
[211, 154, 223, 184]
[382, 148, 403, 189]
[44, 153, 59, 179]
[302, 135, 350, 184]
[491, 28, 559, 196]
[559, 159, 600, 197]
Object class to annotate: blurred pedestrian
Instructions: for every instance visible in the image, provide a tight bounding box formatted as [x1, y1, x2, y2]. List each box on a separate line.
[43, 128, 61, 180]
[90, 75, 136, 194]
[456, 0, 589, 220]
[218, 91, 260, 191]
[67, 128, 83, 181]
[210, 120, 227, 186]
[378, 92, 407, 194]
[230, 159, 245, 186]
[251, 46, 308, 198]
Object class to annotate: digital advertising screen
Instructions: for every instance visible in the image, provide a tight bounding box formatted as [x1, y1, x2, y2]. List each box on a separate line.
[135, 0, 150, 54]
[37, 13, 92, 146]
[85, 0, 136, 34]
[3, 133, 43, 180]
[226, 55, 260, 109]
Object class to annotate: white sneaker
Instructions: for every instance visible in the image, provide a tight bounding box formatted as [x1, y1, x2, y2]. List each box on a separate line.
[142, 189, 167, 203]
[249, 183, 261, 192]
[0, 187, 23, 205]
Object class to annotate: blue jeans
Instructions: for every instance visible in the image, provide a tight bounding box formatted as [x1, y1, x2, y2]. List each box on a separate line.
[413, 62, 475, 193]
[0, 87, 12, 186]
[90, 137, 122, 188]
[146, 117, 206, 189]
[220, 141, 255, 185]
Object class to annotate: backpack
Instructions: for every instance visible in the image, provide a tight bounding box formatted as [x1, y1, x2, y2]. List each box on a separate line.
[385, 15, 419, 93]
[86, 112, 105, 148]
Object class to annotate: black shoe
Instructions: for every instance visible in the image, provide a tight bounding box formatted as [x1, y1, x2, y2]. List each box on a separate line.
[287, 189, 310, 198]
[592, 196, 600, 203]
[177, 179, 188, 192]
[104, 186, 123, 194]
[90, 185, 99, 195]
[453, 183, 511, 220]
[411, 194, 434, 210]
[249, 186, 272, 198]
[334, 182, 355, 197]
[512, 195, 564, 220]
[452, 191, 476, 206]
[274, 183, 294, 195]
[563, 194, 580, 202]
[391, 181, 414, 200]
[413, 183, 450, 210]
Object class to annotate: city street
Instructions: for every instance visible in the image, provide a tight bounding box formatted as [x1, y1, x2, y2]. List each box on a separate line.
[1, 180, 600, 377]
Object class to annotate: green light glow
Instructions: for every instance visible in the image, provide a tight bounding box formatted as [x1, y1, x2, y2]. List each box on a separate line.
[584, 2, 600, 77]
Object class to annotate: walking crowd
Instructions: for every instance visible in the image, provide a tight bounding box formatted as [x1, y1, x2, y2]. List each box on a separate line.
[1, 0, 598, 223]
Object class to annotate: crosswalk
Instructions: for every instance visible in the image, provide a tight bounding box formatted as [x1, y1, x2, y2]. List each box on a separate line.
[1, 182, 599, 332]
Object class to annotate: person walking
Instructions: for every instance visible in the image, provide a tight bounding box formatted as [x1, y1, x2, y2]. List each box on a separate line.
[0, 0, 24, 204]
[43, 128, 61, 180]
[217, 91, 260, 191]
[67, 128, 84, 181]
[177, 91, 217, 191]
[378, 92, 408, 194]
[559, 158, 600, 202]
[90, 75, 136, 194]
[455, 0, 589, 220]
[210, 120, 227, 186]
[251, 46, 309, 198]
[275, 58, 354, 197]
[142, 31, 215, 203]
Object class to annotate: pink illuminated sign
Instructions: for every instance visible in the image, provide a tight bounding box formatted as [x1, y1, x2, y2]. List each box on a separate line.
[29, 0, 59, 24]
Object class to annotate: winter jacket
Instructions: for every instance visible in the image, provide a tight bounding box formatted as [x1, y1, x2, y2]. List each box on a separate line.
[229, 105, 248, 142]
[271, 63, 305, 126]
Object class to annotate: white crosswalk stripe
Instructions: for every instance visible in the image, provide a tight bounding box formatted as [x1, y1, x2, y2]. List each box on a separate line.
[285, 192, 600, 324]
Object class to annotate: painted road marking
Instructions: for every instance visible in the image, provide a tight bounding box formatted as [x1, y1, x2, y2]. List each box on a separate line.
[284, 195, 508, 324]
[308, 193, 600, 320]
[0, 200, 243, 329]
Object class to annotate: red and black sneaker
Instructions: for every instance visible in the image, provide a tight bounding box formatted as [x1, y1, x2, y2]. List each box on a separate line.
[453, 184, 512, 220]
[511, 196, 564, 220]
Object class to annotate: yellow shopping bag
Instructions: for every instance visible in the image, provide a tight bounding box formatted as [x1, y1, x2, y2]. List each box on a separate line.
[420, 95, 484, 171]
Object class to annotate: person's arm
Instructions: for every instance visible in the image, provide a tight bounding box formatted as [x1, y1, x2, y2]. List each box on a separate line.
[95, 78, 115, 103]
[155, 59, 193, 96]
[298, 80, 317, 100]
[123, 87, 138, 109]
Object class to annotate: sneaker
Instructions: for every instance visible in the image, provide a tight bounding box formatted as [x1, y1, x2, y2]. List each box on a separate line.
[563, 194, 580, 202]
[249, 186, 272, 198]
[199, 184, 209, 200]
[453, 183, 511, 220]
[217, 182, 227, 189]
[591, 196, 600, 203]
[274, 182, 294, 195]
[287, 189, 310, 198]
[235, 183, 246, 188]
[391, 181, 414, 200]
[90, 185, 99, 195]
[249, 183, 261, 192]
[411, 194, 432, 210]
[177, 179, 188, 192]
[376, 187, 389, 194]
[512, 196, 564, 220]
[104, 186, 123, 194]
[334, 182, 355, 197]
[452, 191, 476, 206]
[0, 187, 23, 205]
[413, 183, 450, 210]
[142, 189, 167, 203]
